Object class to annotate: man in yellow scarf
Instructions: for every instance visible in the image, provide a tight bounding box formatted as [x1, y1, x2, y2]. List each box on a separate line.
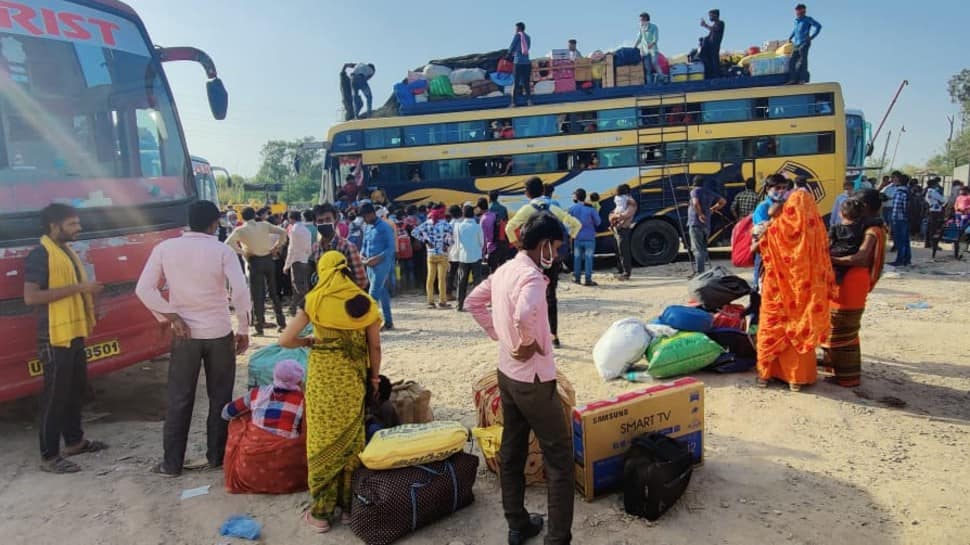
[23, 204, 107, 474]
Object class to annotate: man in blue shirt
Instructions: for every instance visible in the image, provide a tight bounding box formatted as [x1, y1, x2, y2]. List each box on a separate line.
[360, 203, 396, 329]
[786, 4, 822, 85]
[508, 22, 532, 107]
[568, 189, 602, 286]
[687, 176, 727, 275]
[888, 173, 912, 267]
[751, 174, 792, 290]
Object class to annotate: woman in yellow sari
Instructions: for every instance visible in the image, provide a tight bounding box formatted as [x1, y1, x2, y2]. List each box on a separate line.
[279, 251, 383, 533]
[821, 189, 889, 387]
[756, 189, 835, 391]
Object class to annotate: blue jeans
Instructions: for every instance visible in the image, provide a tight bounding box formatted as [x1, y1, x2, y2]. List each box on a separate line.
[787, 41, 811, 83]
[689, 224, 710, 274]
[367, 259, 394, 327]
[573, 239, 595, 282]
[352, 74, 372, 118]
[753, 252, 763, 291]
[892, 220, 912, 265]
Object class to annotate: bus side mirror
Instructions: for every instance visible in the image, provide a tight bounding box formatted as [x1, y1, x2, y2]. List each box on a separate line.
[207, 78, 228, 120]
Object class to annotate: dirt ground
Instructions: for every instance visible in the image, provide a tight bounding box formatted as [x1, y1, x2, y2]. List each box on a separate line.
[1, 245, 968, 545]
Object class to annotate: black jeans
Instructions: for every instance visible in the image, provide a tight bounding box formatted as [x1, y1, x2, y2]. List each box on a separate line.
[614, 228, 633, 276]
[787, 41, 811, 83]
[447, 260, 459, 296]
[487, 243, 514, 275]
[38, 337, 87, 460]
[248, 255, 285, 329]
[498, 371, 573, 545]
[544, 260, 561, 337]
[456, 261, 483, 310]
[289, 261, 312, 314]
[162, 334, 236, 471]
[513, 63, 532, 102]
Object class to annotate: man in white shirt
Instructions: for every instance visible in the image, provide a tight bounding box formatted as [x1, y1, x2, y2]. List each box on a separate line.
[136, 201, 252, 477]
[225, 206, 288, 335]
[453, 205, 485, 312]
[924, 177, 946, 251]
[284, 210, 312, 316]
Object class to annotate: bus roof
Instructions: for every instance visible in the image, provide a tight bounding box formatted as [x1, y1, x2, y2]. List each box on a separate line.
[190, 155, 211, 164]
[328, 80, 844, 143]
[80, 0, 139, 18]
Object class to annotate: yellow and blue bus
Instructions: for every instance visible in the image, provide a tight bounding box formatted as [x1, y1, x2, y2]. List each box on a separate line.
[324, 78, 867, 265]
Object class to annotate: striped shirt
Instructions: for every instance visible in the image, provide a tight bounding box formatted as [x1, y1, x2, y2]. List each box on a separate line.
[222, 386, 304, 439]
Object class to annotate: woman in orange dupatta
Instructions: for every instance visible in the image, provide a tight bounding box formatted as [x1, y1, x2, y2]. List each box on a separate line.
[821, 189, 889, 387]
[757, 189, 835, 391]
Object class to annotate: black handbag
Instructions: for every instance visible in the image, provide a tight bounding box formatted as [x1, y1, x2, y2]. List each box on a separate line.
[688, 266, 751, 311]
[622, 433, 693, 521]
[350, 452, 478, 545]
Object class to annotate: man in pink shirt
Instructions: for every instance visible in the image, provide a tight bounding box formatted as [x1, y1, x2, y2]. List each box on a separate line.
[136, 201, 252, 477]
[466, 212, 573, 545]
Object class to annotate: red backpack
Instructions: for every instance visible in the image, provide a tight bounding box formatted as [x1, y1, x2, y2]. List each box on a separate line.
[731, 215, 755, 268]
[395, 221, 414, 259]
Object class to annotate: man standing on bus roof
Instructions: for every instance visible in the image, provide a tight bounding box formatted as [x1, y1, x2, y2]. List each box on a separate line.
[688, 175, 727, 275]
[350, 62, 376, 118]
[506, 177, 581, 348]
[23, 204, 107, 474]
[634, 12, 660, 83]
[699, 9, 725, 79]
[566, 39, 583, 60]
[507, 22, 532, 108]
[225, 207, 289, 336]
[786, 3, 822, 85]
[359, 202, 396, 330]
[136, 201, 252, 477]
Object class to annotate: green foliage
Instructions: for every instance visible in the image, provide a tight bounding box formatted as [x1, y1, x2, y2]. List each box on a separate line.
[921, 70, 970, 175]
[947, 69, 970, 112]
[250, 138, 323, 204]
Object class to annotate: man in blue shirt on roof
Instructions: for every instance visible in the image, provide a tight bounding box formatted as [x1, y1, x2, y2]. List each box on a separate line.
[786, 4, 822, 85]
[508, 21, 532, 108]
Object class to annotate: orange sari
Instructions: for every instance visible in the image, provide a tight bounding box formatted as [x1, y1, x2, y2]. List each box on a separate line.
[821, 225, 889, 386]
[756, 191, 835, 386]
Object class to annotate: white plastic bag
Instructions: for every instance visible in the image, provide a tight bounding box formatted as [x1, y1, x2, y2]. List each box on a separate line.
[422, 64, 452, 79]
[533, 80, 555, 95]
[449, 68, 487, 84]
[592, 318, 654, 380]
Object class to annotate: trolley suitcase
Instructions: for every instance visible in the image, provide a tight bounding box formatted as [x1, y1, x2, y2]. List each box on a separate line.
[349, 452, 479, 545]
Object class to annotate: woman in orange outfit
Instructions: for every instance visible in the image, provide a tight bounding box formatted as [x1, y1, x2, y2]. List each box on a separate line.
[756, 189, 835, 391]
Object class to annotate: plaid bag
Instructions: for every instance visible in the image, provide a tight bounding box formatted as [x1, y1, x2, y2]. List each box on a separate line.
[349, 452, 479, 545]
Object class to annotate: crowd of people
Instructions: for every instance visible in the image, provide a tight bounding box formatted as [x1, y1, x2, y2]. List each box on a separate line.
[20, 162, 964, 542]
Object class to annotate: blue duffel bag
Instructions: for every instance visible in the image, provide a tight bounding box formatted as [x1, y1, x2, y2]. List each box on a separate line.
[613, 47, 642, 67]
[657, 305, 714, 332]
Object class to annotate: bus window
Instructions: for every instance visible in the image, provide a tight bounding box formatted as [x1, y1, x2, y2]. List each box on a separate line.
[701, 99, 753, 123]
[690, 139, 744, 161]
[429, 159, 469, 180]
[404, 124, 448, 146]
[599, 146, 638, 168]
[776, 133, 834, 155]
[365, 127, 402, 149]
[512, 115, 559, 138]
[639, 106, 663, 127]
[568, 112, 598, 133]
[514, 152, 558, 174]
[445, 121, 489, 143]
[598, 108, 638, 130]
[639, 145, 664, 165]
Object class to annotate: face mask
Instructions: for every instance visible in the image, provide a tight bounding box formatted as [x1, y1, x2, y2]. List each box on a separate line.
[317, 223, 335, 238]
[539, 241, 555, 269]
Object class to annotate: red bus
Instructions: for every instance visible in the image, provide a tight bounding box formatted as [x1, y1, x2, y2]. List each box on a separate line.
[0, 0, 228, 401]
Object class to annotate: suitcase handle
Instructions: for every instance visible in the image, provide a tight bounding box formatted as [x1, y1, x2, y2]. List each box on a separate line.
[409, 462, 459, 531]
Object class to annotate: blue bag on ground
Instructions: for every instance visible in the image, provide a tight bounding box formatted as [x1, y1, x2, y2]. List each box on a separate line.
[613, 47, 642, 66]
[657, 305, 714, 332]
[219, 515, 262, 540]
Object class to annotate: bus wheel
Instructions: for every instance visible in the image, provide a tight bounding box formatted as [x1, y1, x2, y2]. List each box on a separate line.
[632, 220, 680, 266]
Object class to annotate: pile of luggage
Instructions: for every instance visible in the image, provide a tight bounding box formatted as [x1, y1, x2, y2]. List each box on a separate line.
[592, 266, 756, 382]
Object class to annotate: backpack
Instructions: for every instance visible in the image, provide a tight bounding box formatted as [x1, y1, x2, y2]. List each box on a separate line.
[394, 221, 413, 259]
[731, 215, 755, 267]
[622, 433, 693, 521]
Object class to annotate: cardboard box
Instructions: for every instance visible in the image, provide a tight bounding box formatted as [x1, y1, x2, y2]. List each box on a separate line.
[572, 377, 704, 501]
[574, 57, 593, 68]
[574, 66, 593, 82]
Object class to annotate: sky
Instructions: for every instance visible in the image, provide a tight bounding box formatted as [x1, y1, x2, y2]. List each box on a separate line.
[126, 0, 969, 177]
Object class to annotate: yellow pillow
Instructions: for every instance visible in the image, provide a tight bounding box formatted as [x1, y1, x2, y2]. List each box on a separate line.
[359, 421, 468, 470]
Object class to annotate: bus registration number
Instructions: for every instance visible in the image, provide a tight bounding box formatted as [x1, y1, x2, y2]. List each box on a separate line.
[27, 340, 121, 377]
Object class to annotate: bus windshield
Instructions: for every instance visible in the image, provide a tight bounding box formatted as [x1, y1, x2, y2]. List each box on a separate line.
[0, 4, 188, 215]
[193, 159, 219, 208]
[846, 113, 866, 168]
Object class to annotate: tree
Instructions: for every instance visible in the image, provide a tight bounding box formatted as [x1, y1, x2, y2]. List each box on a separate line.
[947, 69, 970, 114]
[250, 138, 324, 205]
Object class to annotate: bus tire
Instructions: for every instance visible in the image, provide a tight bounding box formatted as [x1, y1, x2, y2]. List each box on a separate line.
[631, 219, 680, 266]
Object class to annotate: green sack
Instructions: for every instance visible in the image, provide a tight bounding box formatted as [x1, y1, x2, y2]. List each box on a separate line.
[246, 325, 313, 388]
[646, 332, 724, 379]
[429, 76, 455, 97]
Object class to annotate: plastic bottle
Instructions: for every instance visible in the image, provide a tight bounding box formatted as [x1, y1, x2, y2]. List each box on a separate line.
[623, 370, 653, 383]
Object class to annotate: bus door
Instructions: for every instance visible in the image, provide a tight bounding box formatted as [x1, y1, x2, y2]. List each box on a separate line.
[709, 160, 750, 246]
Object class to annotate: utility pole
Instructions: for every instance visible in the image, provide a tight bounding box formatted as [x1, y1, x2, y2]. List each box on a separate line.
[888, 126, 905, 173]
[946, 114, 955, 172]
[879, 129, 892, 174]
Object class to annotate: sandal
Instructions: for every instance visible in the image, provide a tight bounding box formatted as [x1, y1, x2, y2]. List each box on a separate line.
[304, 511, 331, 533]
[756, 378, 769, 389]
[40, 456, 80, 474]
[150, 463, 180, 478]
[789, 383, 802, 393]
[63, 439, 108, 456]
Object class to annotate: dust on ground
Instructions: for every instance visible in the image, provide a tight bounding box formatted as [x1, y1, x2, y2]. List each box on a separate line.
[0, 245, 968, 545]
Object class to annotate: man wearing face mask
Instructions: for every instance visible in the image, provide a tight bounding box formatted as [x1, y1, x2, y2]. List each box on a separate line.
[506, 177, 581, 349]
[359, 202, 396, 330]
[466, 212, 574, 545]
[311, 203, 368, 290]
[751, 174, 792, 290]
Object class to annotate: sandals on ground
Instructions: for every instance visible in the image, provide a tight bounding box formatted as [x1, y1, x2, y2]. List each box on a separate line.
[756, 378, 769, 388]
[63, 439, 108, 456]
[39, 456, 80, 474]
